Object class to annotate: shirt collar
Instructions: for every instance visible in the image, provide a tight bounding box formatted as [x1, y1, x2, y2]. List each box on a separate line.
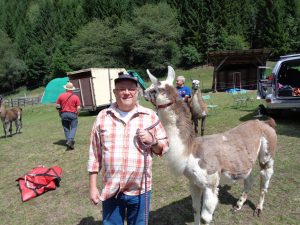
[107, 102, 150, 116]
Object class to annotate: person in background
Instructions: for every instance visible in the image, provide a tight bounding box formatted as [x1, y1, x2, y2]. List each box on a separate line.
[88, 72, 168, 225]
[56, 82, 81, 150]
[176, 75, 191, 103]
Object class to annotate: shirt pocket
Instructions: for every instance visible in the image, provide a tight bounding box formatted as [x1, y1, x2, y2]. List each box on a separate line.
[99, 129, 114, 152]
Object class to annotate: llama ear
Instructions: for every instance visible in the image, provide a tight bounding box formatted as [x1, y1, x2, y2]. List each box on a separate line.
[166, 66, 175, 85]
[147, 69, 159, 86]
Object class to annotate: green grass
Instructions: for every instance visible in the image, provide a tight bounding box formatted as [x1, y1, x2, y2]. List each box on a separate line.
[0, 67, 300, 225]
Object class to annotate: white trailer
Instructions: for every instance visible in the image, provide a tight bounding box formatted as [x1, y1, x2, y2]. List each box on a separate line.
[67, 68, 127, 112]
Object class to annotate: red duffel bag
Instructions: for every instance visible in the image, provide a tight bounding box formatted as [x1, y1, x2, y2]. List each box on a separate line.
[16, 166, 62, 202]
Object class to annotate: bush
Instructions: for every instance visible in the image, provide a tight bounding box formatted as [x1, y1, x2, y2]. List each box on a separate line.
[180, 45, 202, 68]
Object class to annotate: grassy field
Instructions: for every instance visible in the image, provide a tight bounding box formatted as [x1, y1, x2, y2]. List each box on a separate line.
[0, 67, 300, 225]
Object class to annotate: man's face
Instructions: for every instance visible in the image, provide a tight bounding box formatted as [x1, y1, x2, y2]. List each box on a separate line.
[113, 80, 138, 112]
[176, 78, 184, 87]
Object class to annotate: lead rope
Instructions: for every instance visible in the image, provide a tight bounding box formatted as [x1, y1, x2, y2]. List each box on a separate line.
[144, 147, 149, 225]
[137, 120, 160, 225]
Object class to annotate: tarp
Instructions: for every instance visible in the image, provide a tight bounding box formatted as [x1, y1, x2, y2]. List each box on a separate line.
[127, 70, 147, 90]
[41, 77, 69, 104]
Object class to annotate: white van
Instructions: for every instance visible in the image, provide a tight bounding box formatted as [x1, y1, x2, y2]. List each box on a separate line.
[257, 54, 300, 112]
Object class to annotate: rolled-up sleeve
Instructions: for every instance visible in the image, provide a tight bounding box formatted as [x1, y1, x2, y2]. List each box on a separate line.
[87, 116, 102, 172]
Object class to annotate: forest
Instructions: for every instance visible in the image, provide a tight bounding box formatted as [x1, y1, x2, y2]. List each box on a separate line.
[0, 0, 299, 93]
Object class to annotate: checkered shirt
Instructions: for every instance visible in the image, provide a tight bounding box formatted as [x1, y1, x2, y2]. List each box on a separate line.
[87, 103, 168, 201]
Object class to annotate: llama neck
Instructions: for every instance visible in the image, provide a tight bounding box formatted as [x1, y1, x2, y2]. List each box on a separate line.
[158, 101, 195, 150]
[192, 89, 198, 96]
[157, 100, 195, 174]
[192, 87, 201, 96]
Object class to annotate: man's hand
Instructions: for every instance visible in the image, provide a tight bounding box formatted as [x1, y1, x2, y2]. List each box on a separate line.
[89, 187, 101, 205]
[136, 129, 155, 145]
[89, 172, 100, 205]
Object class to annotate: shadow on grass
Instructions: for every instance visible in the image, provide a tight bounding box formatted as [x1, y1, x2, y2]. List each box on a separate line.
[219, 185, 256, 211]
[78, 216, 102, 225]
[0, 132, 22, 138]
[149, 185, 256, 225]
[53, 139, 67, 146]
[149, 196, 193, 225]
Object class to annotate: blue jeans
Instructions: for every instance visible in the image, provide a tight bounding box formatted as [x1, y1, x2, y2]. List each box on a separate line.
[102, 191, 151, 225]
[60, 112, 78, 141]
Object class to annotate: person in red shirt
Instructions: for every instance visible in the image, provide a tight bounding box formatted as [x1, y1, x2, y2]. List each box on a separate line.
[56, 82, 81, 150]
[88, 72, 168, 225]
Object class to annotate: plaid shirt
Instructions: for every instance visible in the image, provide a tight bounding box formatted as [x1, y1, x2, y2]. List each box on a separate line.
[87, 103, 168, 201]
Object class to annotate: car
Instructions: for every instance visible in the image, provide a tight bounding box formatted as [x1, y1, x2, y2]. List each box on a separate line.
[257, 54, 300, 113]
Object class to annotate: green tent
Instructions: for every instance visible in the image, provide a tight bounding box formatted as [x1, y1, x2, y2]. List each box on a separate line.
[41, 77, 69, 104]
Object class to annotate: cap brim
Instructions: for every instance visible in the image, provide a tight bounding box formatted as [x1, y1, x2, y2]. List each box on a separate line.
[63, 85, 75, 90]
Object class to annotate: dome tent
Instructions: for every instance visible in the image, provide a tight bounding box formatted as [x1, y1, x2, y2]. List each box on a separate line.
[41, 77, 69, 104]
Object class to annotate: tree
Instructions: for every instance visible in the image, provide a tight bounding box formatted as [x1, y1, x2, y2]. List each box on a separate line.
[123, 2, 182, 71]
[253, 0, 292, 56]
[82, 0, 134, 22]
[222, 34, 250, 50]
[0, 30, 27, 92]
[70, 3, 182, 72]
[24, 43, 49, 88]
[180, 45, 202, 68]
[70, 18, 122, 68]
[49, 35, 72, 80]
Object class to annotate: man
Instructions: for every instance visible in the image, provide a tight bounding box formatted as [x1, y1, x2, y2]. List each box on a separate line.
[88, 73, 168, 225]
[176, 75, 191, 103]
[56, 82, 81, 150]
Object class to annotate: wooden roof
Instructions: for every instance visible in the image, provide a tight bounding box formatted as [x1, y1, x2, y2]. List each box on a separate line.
[207, 49, 272, 68]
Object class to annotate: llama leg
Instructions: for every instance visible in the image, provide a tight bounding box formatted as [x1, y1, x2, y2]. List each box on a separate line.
[255, 158, 274, 216]
[14, 120, 18, 134]
[201, 116, 206, 136]
[4, 122, 10, 137]
[201, 186, 219, 224]
[233, 174, 252, 211]
[17, 111, 22, 133]
[9, 121, 13, 136]
[15, 120, 20, 134]
[190, 183, 203, 225]
[193, 116, 198, 134]
[3, 122, 7, 137]
[19, 117, 22, 133]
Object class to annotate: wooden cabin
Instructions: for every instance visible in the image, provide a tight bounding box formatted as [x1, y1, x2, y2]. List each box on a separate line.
[207, 49, 272, 92]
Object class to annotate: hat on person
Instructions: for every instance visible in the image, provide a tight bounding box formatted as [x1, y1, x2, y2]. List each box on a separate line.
[63, 82, 76, 91]
[114, 71, 138, 85]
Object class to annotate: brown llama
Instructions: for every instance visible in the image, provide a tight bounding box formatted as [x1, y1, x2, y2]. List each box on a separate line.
[145, 66, 277, 225]
[0, 96, 22, 137]
[190, 79, 208, 136]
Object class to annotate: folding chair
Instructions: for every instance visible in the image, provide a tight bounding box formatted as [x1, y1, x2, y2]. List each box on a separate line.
[202, 95, 218, 113]
[231, 90, 249, 108]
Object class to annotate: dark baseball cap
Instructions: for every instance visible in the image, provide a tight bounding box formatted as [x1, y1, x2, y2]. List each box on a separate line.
[114, 71, 138, 85]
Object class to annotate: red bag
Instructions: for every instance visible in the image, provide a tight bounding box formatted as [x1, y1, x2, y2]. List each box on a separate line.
[16, 166, 62, 202]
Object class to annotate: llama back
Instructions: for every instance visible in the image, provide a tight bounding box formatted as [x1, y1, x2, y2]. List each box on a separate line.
[264, 117, 276, 129]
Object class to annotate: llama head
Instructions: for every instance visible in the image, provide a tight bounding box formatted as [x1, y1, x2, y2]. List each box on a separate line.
[145, 66, 178, 107]
[192, 80, 200, 91]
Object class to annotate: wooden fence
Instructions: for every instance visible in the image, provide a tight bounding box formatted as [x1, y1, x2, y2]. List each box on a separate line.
[4, 96, 41, 107]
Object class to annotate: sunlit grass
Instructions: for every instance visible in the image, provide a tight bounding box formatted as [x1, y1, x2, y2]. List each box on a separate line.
[0, 67, 299, 225]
